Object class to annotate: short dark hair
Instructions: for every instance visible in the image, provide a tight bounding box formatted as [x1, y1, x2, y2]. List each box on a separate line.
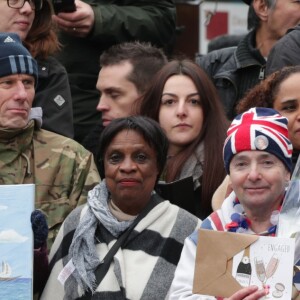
[97, 116, 169, 180]
[100, 41, 168, 94]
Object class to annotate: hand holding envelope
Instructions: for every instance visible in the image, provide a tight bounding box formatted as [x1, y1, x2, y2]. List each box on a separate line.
[193, 229, 258, 298]
[192, 229, 295, 299]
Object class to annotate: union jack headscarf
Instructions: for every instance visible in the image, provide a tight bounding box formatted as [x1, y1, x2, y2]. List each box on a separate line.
[223, 107, 293, 173]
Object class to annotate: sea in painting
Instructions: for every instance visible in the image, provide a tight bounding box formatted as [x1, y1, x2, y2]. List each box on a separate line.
[0, 278, 32, 299]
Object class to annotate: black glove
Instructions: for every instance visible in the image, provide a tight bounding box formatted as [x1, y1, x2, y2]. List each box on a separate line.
[31, 210, 48, 249]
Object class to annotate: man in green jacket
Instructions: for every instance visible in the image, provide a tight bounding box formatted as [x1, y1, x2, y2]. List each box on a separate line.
[0, 33, 100, 249]
[52, 0, 176, 144]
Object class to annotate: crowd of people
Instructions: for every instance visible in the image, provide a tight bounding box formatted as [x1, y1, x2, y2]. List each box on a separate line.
[1, 0, 300, 298]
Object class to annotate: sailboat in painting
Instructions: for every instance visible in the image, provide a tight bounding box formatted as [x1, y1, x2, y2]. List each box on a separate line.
[0, 261, 20, 281]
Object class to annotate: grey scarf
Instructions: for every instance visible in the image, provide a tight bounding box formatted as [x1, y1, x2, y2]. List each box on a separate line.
[176, 142, 204, 190]
[69, 180, 135, 293]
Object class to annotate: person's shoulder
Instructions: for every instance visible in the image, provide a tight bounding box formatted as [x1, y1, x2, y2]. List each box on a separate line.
[177, 206, 200, 221]
[35, 128, 73, 142]
[189, 230, 200, 245]
[188, 212, 217, 245]
[66, 203, 89, 221]
[167, 202, 201, 225]
[37, 55, 63, 66]
[266, 25, 300, 75]
[283, 25, 300, 43]
[197, 46, 237, 78]
[43, 56, 66, 71]
[197, 46, 237, 65]
[37, 56, 67, 77]
[81, 122, 105, 154]
[208, 34, 244, 53]
[293, 24, 300, 33]
[34, 129, 90, 153]
[286, 24, 300, 35]
[272, 25, 300, 48]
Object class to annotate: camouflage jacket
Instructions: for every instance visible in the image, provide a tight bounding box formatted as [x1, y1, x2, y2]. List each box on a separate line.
[0, 120, 100, 248]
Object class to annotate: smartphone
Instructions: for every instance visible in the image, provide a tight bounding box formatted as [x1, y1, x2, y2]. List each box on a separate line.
[53, 0, 76, 14]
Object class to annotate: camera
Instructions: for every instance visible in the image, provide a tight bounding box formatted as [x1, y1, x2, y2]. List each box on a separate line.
[52, 0, 76, 14]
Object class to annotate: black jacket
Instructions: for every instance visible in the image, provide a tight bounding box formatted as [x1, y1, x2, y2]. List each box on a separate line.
[266, 25, 300, 76]
[34, 56, 74, 138]
[82, 122, 105, 175]
[197, 30, 266, 120]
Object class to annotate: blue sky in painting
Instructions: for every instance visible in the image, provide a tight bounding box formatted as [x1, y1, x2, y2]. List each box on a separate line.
[0, 185, 34, 278]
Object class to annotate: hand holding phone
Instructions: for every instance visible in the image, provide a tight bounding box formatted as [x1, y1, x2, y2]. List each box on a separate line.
[52, 0, 76, 14]
[52, 0, 94, 37]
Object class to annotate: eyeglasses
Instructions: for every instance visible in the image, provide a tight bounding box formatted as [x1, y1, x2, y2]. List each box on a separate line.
[7, 0, 43, 10]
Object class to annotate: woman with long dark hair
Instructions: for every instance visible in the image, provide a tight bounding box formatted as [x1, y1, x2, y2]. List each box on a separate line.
[41, 116, 200, 299]
[139, 59, 229, 219]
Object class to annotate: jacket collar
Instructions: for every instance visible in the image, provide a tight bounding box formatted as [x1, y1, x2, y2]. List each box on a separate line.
[234, 30, 266, 69]
[0, 120, 35, 149]
[213, 30, 266, 80]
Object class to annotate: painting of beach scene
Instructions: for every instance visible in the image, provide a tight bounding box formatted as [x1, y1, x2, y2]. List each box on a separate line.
[0, 184, 34, 300]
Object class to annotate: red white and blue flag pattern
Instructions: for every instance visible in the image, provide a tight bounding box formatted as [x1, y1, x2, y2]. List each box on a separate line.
[223, 108, 293, 172]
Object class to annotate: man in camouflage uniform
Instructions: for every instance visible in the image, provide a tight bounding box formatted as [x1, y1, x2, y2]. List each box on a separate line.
[0, 33, 100, 249]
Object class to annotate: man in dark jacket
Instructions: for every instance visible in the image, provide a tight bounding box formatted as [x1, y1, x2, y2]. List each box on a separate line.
[82, 41, 168, 173]
[52, 0, 176, 143]
[266, 24, 300, 76]
[197, 0, 300, 120]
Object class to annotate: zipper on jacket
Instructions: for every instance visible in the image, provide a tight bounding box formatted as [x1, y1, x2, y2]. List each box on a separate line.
[258, 67, 265, 80]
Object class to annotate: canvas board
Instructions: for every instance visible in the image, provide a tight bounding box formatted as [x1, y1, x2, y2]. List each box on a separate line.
[0, 184, 34, 300]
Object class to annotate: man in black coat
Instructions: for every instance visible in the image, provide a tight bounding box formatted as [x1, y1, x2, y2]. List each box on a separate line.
[197, 0, 300, 120]
[266, 24, 300, 76]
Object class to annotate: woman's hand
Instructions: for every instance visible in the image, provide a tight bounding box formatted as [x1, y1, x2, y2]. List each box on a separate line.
[224, 286, 267, 300]
[52, 0, 95, 38]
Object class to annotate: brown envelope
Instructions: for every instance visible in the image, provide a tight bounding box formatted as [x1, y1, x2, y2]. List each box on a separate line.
[193, 229, 259, 298]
